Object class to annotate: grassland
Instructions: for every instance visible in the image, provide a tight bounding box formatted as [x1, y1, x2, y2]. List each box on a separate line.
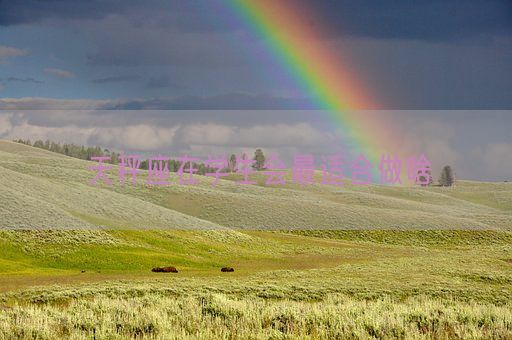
[1, 140, 511, 230]
[0, 140, 511, 338]
[2, 291, 511, 339]
[0, 229, 510, 338]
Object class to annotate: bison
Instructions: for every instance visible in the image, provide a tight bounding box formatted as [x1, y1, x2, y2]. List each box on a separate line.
[221, 267, 234, 272]
[152, 266, 178, 273]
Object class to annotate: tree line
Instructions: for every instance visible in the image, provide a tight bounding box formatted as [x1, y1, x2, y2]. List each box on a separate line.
[13, 140, 455, 186]
[13, 139, 219, 175]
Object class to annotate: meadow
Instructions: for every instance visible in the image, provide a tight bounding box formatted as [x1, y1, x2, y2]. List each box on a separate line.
[0, 140, 511, 338]
[1, 140, 511, 230]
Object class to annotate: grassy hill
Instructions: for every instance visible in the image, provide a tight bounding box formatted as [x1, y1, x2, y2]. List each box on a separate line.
[0, 140, 510, 230]
[0, 140, 511, 338]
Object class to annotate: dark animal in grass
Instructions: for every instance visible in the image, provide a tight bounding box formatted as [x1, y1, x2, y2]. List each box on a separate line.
[152, 266, 178, 273]
[221, 267, 234, 272]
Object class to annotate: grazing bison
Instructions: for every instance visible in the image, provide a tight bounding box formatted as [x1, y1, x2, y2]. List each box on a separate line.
[152, 266, 178, 273]
[221, 267, 234, 272]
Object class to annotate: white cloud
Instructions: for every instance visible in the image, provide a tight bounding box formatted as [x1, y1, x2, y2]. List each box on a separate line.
[0, 108, 509, 181]
[178, 123, 233, 145]
[176, 122, 331, 149]
[3, 120, 93, 145]
[0, 114, 12, 136]
[44, 68, 75, 78]
[0, 45, 29, 64]
[1, 118, 176, 152]
[89, 124, 178, 151]
[0, 111, 331, 159]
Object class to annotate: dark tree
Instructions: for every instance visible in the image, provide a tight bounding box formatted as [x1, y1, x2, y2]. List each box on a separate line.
[33, 139, 45, 148]
[252, 149, 266, 170]
[228, 154, 237, 172]
[140, 160, 149, 170]
[12, 138, 223, 176]
[439, 165, 455, 187]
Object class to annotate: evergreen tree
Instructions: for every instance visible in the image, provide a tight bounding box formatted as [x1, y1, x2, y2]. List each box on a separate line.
[33, 139, 45, 148]
[12, 138, 225, 176]
[439, 165, 455, 187]
[228, 154, 237, 172]
[252, 149, 266, 170]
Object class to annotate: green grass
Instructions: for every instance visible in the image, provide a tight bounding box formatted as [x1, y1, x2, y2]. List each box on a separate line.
[286, 229, 512, 247]
[2, 293, 511, 339]
[0, 229, 510, 304]
[0, 229, 510, 338]
[1, 140, 512, 338]
[0, 229, 509, 338]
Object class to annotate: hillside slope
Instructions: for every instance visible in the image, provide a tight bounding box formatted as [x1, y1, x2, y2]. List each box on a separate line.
[0, 140, 510, 229]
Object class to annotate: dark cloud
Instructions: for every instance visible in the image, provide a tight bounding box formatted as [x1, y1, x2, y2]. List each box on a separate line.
[6, 77, 44, 84]
[1, 1, 510, 109]
[92, 75, 141, 84]
[1, 0, 509, 41]
[103, 94, 314, 110]
[0, 1, 234, 33]
[306, 0, 512, 41]
[146, 75, 179, 89]
[0, 94, 314, 111]
[84, 23, 245, 68]
[0, 0, 130, 26]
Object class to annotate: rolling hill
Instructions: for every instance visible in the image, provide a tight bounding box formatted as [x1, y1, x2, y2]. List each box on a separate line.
[0, 139, 510, 230]
[0, 140, 511, 338]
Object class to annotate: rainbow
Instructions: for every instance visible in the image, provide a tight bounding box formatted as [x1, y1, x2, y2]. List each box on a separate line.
[224, 0, 409, 181]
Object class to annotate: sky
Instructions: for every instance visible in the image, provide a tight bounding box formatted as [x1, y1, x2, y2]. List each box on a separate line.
[0, 0, 510, 181]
